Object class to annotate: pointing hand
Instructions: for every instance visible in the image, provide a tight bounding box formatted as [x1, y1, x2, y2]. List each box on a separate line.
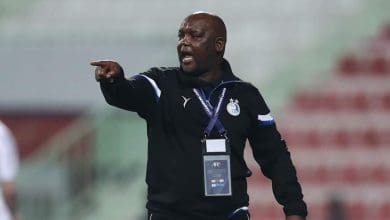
[90, 60, 124, 83]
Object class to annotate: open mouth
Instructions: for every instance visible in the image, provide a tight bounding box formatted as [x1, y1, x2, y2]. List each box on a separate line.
[182, 55, 194, 64]
[180, 48, 194, 65]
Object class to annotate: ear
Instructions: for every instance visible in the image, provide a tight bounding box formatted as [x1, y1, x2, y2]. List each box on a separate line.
[215, 37, 225, 53]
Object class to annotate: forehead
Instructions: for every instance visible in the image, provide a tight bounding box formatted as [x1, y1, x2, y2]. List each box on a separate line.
[179, 15, 213, 31]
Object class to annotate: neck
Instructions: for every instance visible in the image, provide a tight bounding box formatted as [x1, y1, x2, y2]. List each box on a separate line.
[198, 62, 223, 84]
[199, 71, 222, 84]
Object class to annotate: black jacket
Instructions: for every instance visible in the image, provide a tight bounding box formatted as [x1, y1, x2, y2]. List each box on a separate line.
[100, 60, 307, 219]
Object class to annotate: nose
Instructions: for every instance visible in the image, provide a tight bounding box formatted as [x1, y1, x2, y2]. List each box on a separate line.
[179, 34, 191, 46]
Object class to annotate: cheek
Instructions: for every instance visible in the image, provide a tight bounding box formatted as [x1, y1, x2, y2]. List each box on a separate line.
[194, 43, 211, 56]
[198, 45, 215, 62]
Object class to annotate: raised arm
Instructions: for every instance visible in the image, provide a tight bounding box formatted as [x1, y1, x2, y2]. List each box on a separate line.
[90, 60, 158, 118]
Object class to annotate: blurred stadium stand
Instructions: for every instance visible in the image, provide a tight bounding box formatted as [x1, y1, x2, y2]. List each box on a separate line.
[0, 0, 389, 220]
[246, 22, 390, 220]
[290, 25, 390, 220]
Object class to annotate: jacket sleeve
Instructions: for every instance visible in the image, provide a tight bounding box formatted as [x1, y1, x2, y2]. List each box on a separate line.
[99, 69, 161, 119]
[246, 87, 307, 217]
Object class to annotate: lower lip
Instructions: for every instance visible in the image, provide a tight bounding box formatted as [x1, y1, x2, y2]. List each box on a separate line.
[182, 57, 194, 64]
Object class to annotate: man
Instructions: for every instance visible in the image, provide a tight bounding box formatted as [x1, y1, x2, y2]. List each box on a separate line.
[0, 121, 19, 220]
[91, 12, 307, 220]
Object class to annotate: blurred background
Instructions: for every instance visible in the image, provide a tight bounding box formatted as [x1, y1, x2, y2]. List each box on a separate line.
[1, 0, 390, 219]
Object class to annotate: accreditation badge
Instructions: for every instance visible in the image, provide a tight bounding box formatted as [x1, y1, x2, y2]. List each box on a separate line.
[202, 139, 232, 196]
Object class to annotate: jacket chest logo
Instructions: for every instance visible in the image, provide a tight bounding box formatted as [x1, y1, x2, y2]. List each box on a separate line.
[181, 96, 191, 108]
[226, 98, 240, 116]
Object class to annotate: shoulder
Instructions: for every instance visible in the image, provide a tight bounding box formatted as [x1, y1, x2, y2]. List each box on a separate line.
[0, 121, 15, 145]
[137, 67, 180, 90]
[234, 81, 262, 96]
[233, 82, 270, 113]
[142, 67, 180, 79]
[0, 121, 9, 137]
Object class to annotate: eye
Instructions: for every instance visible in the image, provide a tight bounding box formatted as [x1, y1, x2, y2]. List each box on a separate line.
[190, 34, 203, 41]
[192, 32, 202, 38]
[177, 31, 184, 40]
[178, 32, 184, 39]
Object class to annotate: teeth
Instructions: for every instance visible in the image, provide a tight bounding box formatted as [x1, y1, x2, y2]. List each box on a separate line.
[182, 55, 193, 63]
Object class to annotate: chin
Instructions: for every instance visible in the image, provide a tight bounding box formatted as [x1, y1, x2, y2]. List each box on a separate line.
[181, 64, 204, 77]
[181, 65, 196, 74]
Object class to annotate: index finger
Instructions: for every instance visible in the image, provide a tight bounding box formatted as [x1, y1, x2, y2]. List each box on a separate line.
[90, 60, 111, 67]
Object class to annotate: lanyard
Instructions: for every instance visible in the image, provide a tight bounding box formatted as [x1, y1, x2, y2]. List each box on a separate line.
[193, 88, 227, 138]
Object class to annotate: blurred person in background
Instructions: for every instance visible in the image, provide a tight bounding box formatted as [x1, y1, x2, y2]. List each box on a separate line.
[0, 121, 19, 220]
[326, 194, 346, 220]
[91, 12, 307, 220]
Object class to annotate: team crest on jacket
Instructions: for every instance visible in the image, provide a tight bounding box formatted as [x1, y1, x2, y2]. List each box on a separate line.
[226, 98, 240, 116]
